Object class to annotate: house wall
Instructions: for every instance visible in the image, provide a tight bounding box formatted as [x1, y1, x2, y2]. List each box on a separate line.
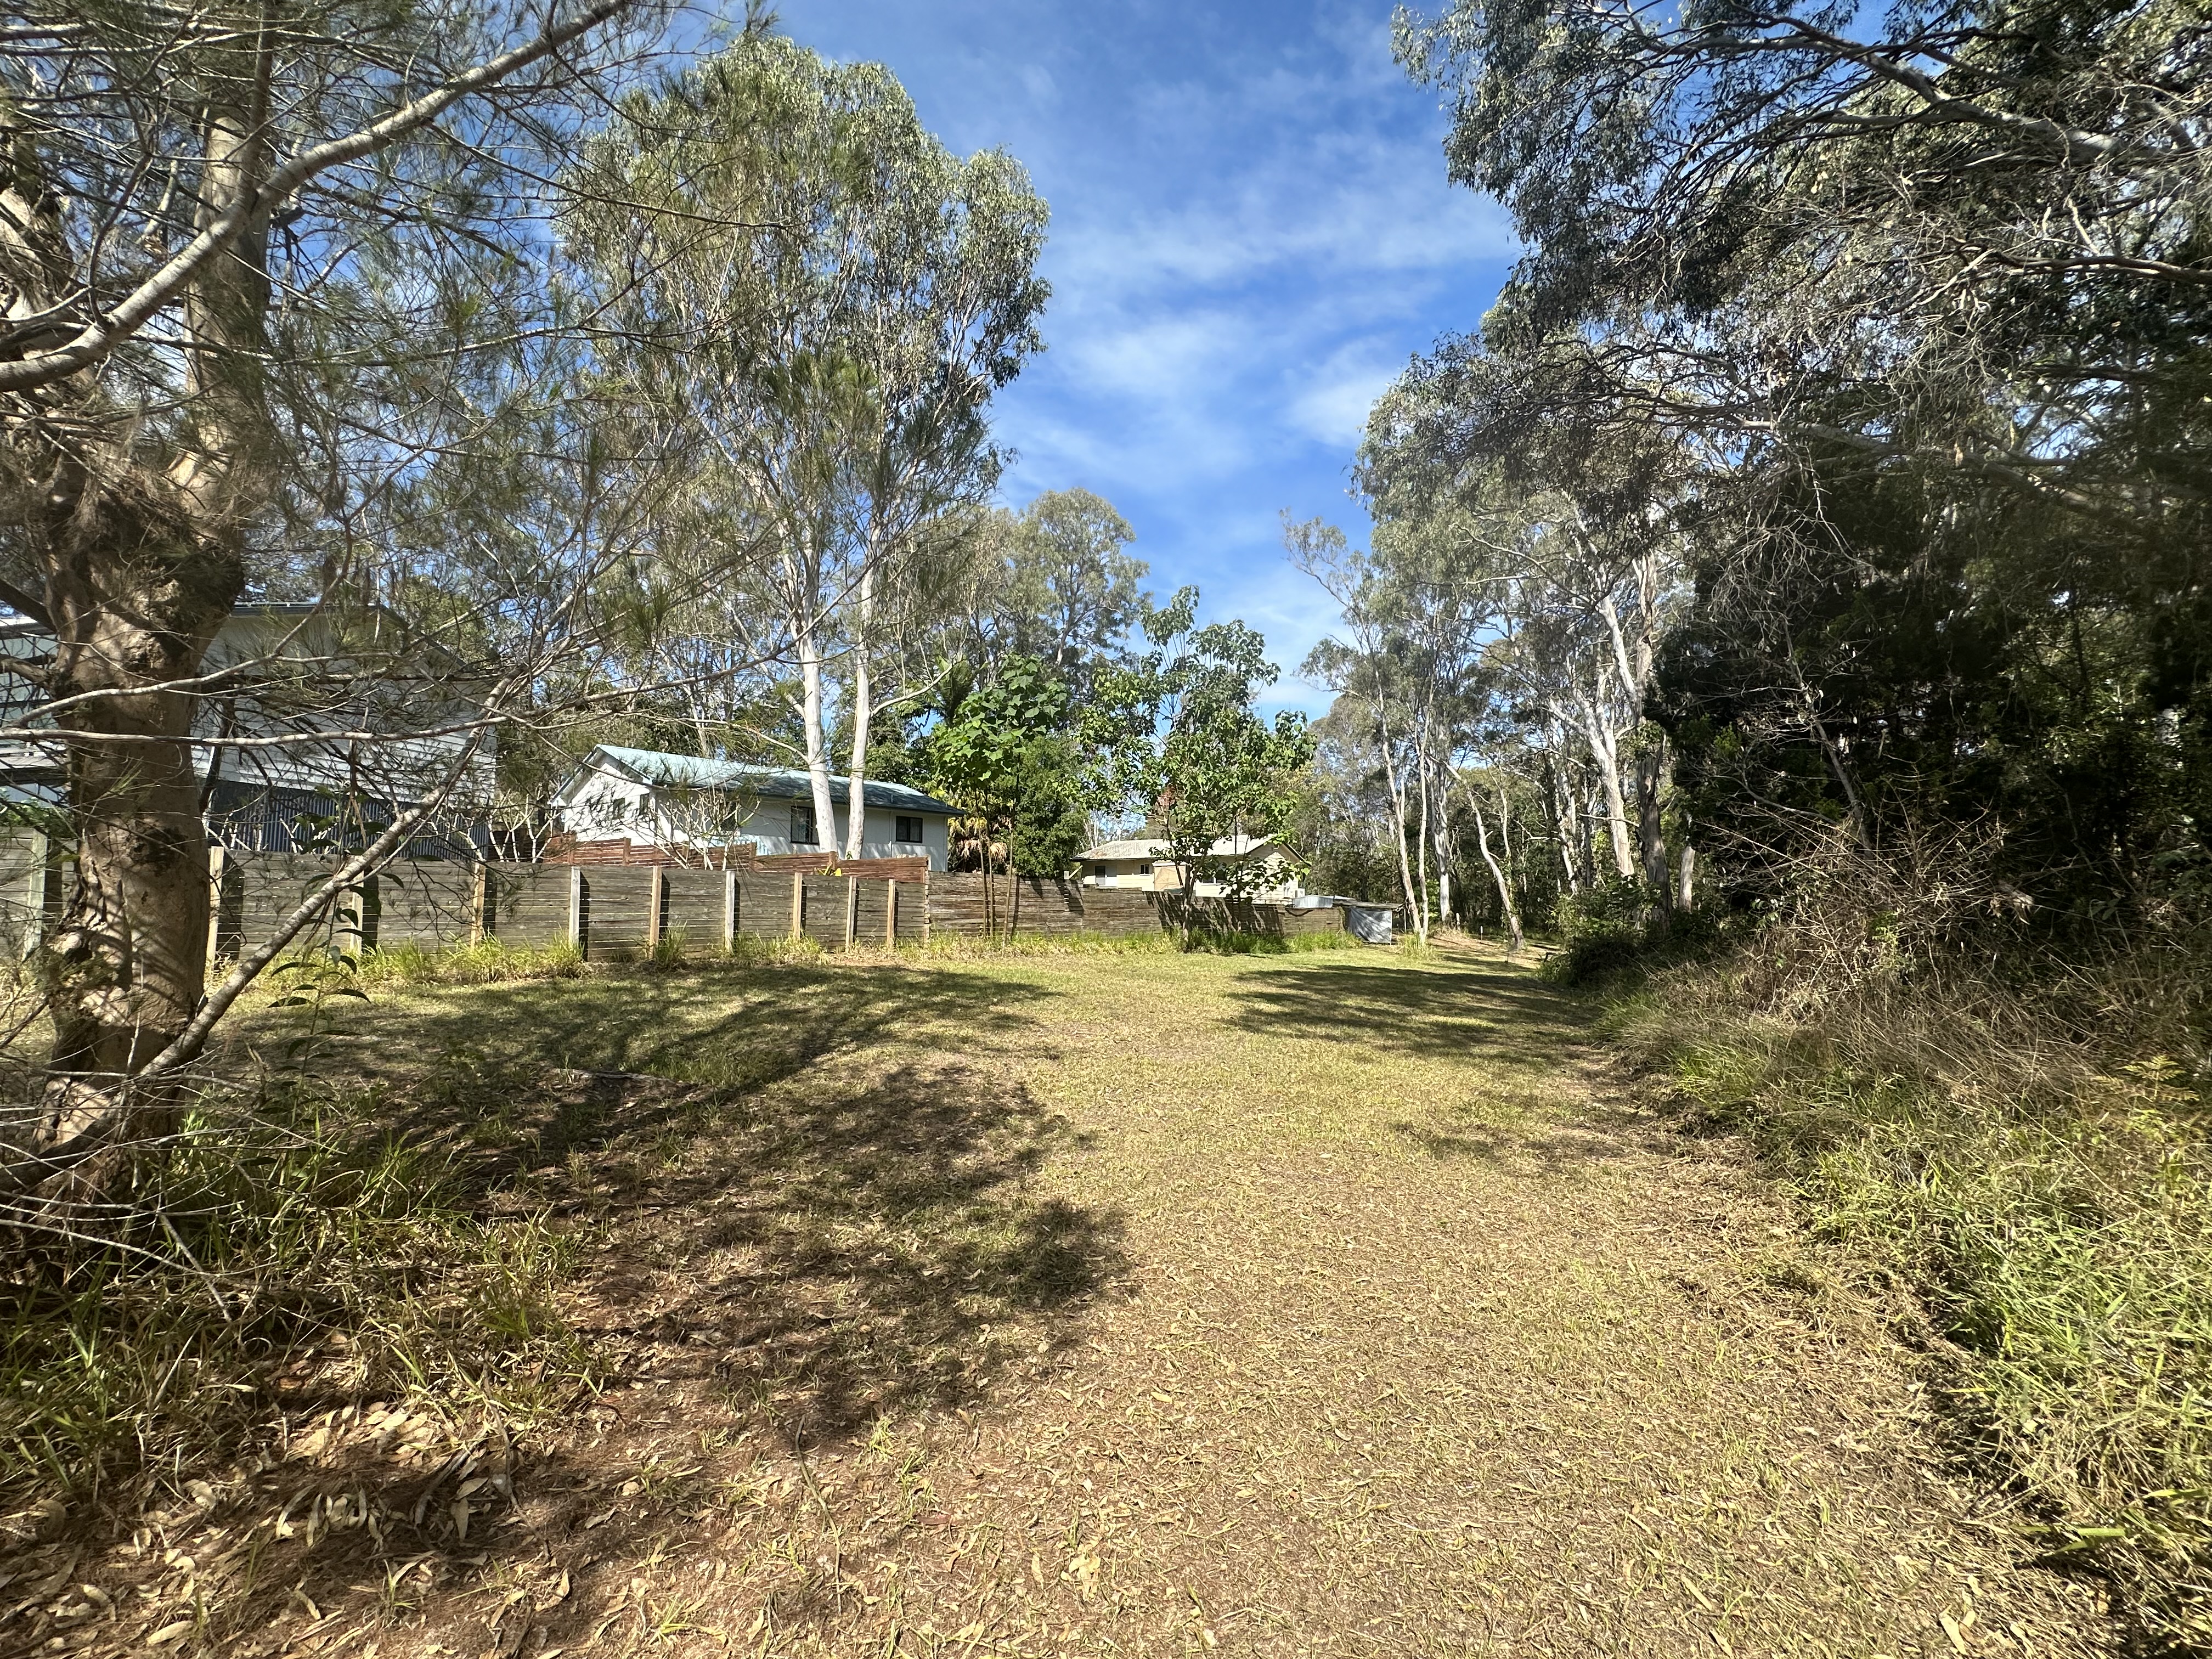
[1081, 859, 1163, 890]
[558, 770, 950, 870]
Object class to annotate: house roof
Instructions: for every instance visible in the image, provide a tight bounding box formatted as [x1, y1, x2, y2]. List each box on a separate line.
[575, 746, 958, 816]
[1077, 834, 1282, 862]
[1077, 839, 1166, 862]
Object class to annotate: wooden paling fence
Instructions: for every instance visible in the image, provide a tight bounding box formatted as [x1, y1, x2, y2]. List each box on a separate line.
[0, 828, 1351, 966]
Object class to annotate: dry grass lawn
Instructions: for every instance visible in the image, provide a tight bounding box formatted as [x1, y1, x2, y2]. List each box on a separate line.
[14, 939, 2110, 1657]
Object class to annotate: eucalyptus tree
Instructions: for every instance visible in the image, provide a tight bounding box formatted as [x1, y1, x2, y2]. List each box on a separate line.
[0, 0, 662, 1209]
[1394, 0, 2210, 916]
[1359, 359, 1695, 900]
[570, 34, 1048, 859]
[992, 488, 1150, 692]
[1396, 0, 2211, 523]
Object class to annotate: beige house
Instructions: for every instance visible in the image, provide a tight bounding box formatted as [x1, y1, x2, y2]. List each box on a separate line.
[1074, 834, 1302, 901]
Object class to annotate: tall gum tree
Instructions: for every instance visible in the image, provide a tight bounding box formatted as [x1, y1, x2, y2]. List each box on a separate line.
[568, 35, 1046, 857]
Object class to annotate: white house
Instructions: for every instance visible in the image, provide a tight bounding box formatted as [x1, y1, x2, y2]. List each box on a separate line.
[1074, 834, 1303, 901]
[552, 746, 959, 870]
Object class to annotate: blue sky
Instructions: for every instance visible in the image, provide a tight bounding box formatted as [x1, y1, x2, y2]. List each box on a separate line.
[778, 0, 1516, 715]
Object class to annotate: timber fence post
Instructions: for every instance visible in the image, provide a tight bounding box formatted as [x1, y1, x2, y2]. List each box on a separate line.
[885, 879, 898, 947]
[567, 866, 583, 952]
[206, 843, 225, 977]
[723, 869, 737, 951]
[844, 876, 858, 950]
[790, 870, 804, 938]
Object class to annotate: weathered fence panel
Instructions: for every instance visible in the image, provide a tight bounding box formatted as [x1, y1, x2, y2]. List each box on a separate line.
[0, 826, 54, 961]
[925, 873, 1164, 940]
[485, 864, 570, 950]
[662, 867, 731, 953]
[854, 879, 890, 948]
[235, 853, 352, 956]
[801, 876, 851, 949]
[579, 866, 654, 962]
[368, 860, 477, 951]
[1164, 896, 1347, 938]
[739, 873, 793, 939]
[0, 832, 1370, 965]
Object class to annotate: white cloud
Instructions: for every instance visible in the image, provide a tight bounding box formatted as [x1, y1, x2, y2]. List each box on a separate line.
[1284, 340, 1405, 445]
[780, 0, 1511, 714]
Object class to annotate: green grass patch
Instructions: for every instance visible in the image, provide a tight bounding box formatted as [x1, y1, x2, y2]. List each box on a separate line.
[1603, 947, 2212, 1647]
[357, 936, 586, 987]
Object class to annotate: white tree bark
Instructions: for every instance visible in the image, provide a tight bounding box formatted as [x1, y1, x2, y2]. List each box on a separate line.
[1475, 799, 1523, 953]
[842, 560, 878, 857]
[1565, 674, 1637, 879]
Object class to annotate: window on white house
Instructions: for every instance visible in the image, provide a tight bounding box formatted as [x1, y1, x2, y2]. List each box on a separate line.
[895, 815, 924, 843]
[1138, 863, 1154, 875]
[790, 803, 816, 846]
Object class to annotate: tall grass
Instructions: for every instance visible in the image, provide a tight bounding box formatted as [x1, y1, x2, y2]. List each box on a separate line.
[1576, 853, 2212, 1647]
[0, 1065, 602, 1511]
[356, 936, 585, 988]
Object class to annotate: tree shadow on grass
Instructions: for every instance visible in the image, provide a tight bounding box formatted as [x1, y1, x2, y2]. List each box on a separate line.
[287, 959, 1122, 1441]
[110, 962, 1130, 1659]
[548, 1051, 1123, 1442]
[1223, 949, 1592, 1070]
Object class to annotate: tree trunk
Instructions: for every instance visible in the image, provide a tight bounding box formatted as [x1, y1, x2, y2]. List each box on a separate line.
[1637, 740, 1670, 910]
[1475, 803, 1523, 955]
[1413, 745, 1432, 941]
[1373, 702, 1423, 944]
[1675, 843, 1698, 912]
[1543, 740, 1580, 896]
[842, 562, 876, 858]
[26, 510, 247, 1197]
[1565, 678, 1637, 881]
[1585, 715, 1637, 878]
[1579, 778, 1600, 889]
[0, 0, 636, 1212]
[1552, 763, 1579, 895]
[5, 48, 274, 1201]
[794, 608, 838, 857]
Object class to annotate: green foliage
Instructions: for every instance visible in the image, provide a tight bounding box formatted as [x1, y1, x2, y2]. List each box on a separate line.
[1542, 879, 1654, 985]
[927, 654, 1088, 876]
[356, 938, 586, 989]
[1086, 589, 1317, 921]
[978, 488, 1152, 694]
[1390, 0, 2210, 935]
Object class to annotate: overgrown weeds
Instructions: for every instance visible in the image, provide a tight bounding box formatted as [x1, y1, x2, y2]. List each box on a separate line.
[0, 1063, 602, 1518]
[1582, 839, 2212, 1647]
[356, 936, 585, 988]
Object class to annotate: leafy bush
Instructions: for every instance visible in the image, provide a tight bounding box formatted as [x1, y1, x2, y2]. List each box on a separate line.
[1545, 879, 1719, 986]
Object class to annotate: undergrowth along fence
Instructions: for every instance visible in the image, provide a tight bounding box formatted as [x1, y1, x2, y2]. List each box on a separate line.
[0, 832, 1358, 965]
